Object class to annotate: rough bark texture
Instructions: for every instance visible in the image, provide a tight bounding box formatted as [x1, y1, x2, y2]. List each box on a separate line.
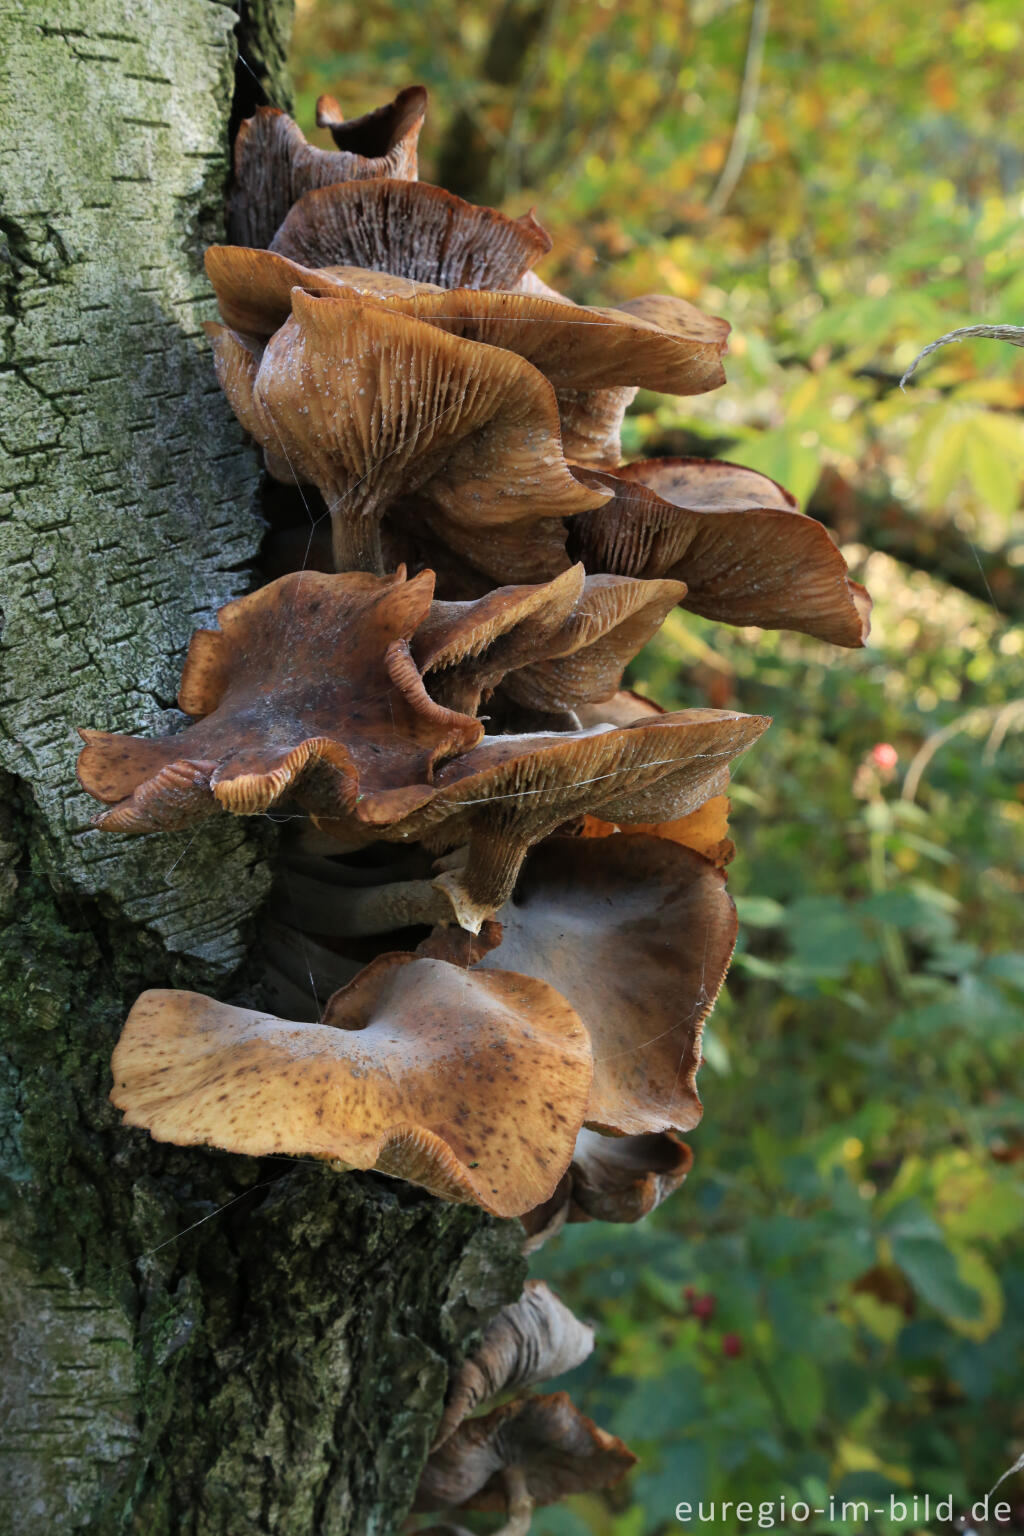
[0, 5, 525, 1533]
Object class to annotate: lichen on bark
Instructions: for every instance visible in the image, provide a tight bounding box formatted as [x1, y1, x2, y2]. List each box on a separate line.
[0, 6, 525, 1532]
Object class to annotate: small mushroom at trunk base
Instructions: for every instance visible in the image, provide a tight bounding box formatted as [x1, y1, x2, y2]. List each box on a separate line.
[416, 1391, 636, 1535]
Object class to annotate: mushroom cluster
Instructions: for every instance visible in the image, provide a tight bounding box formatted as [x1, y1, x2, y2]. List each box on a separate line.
[78, 83, 873, 1523]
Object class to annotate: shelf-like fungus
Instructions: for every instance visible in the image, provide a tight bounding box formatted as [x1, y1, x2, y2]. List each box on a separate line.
[228, 87, 428, 247]
[77, 569, 482, 831]
[572, 456, 872, 644]
[110, 955, 592, 1218]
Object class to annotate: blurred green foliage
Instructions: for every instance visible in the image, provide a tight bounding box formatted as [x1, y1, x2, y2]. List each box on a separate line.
[287, 3, 1024, 1529]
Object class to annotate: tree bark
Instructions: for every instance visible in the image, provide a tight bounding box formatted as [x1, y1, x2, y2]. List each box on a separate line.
[0, 5, 524, 1533]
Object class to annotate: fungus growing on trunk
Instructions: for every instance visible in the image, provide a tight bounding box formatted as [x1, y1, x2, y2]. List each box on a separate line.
[109, 955, 592, 1218]
[569, 1128, 694, 1222]
[209, 290, 609, 575]
[77, 569, 481, 831]
[228, 87, 428, 247]
[269, 178, 552, 290]
[454, 833, 737, 1130]
[572, 457, 872, 644]
[433, 1281, 595, 1449]
[416, 1391, 636, 1534]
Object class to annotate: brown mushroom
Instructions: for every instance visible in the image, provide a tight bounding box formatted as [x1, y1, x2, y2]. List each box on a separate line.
[433, 1282, 595, 1449]
[77, 569, 481, 832]
[209, 289, 609, 574]
[269, 178, 552, 290]
[203, 246, 729, 399]
[579, 790, 735, 866]
[466, 833, 738, 1134]
[314, 84, 427, 162]
[227, 88, 427, 248]
[398, 707, 768, 931]
[109, 954, 592, 1218]
[571, 457, 872, 645]
[416, 1391, 635, 1534]
[412, 565, 586, 716]
[558, 384, 637, 468]
[569, 1128, 694, 1222]
[499, 573, 688, 715]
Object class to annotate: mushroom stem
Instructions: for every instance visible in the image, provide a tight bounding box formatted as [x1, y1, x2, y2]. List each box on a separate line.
[329, 505, 385, 574]
[497, 1466, 534, 1536]
[433, 825, 530, 933]
[276, 872, 456, 936]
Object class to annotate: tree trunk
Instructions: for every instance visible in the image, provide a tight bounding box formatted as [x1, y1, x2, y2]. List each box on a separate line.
[0, 5, 524, 1533]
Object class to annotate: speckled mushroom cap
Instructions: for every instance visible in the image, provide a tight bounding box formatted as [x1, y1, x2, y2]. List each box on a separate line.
[228, 87, 427, 248]
[416, 1390, 636, 1514]
[466, 833, 737, 1133]
[571, 457, 872, 645]
[433, 1282, 595, 1449]
[109, 955, 593, 1218]
[77, 569, 482, 832]
[208, 290, 609, 576]
[269, 178, 552, 289]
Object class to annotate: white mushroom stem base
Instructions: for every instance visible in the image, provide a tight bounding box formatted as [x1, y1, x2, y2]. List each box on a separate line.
[498, 1466, 534, 1536]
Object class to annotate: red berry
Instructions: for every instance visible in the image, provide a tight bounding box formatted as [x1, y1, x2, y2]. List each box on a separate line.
[691, 1294, 716, 1322]
[871, 743, 898, 770]
[722, 1332, 744, 1357]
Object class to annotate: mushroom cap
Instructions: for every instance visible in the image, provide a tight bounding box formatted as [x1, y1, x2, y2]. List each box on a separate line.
[109, 955, 593, 1218]
[412, 564, 587, 716]
[407, 707, 767, 930]
[500, 572, 688, 714]
[226, 289, 609, 580]
[314, 83, 427, 157]
[269, 177, 552, 290]
[571, 457, 872, 645]
[470, 833, 738, 1134]
[569, 1128, 693, 1223]
[77, 569, 482, 832]
[228, 90, 426, 247]
[416, 1391, 636, 1512]
[580, 790, 734, 865]
[434, 1282, 595, 1449]
[204, 246, 729, 396]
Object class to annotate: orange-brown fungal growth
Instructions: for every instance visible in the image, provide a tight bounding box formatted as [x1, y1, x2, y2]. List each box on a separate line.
[227, 88, 427, 248]
[416, 1391, 636, 1532]
[77, 569, 482, 832]
[434, 1281, 595, 1449]
[209, 290, 609, 576]
[109, 955, 593, 1218]
[406, 707, 768, 931]
[269, 178, 552, 289]
[572, 457, 872, 645]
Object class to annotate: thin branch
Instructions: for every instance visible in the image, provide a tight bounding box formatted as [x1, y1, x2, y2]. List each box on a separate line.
[705, 0, 770, 219]
[899, 323, 1024, 390]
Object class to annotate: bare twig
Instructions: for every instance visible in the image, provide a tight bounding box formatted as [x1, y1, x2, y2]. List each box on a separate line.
[706, 0, 770, 219]
[899, 323, 1024, 390]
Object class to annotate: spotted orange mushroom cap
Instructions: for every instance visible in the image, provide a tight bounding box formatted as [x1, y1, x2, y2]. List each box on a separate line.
[269, 177, 552, 290]
[228, 88, 427, 248]
[109, 954, 593, 1218]
[77, 569, 482, 832]
[571, 457, 872, 646]
[209, 289, 609, 576]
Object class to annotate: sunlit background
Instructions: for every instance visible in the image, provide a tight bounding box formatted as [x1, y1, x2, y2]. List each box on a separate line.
[285, 4, 1024, 1530]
